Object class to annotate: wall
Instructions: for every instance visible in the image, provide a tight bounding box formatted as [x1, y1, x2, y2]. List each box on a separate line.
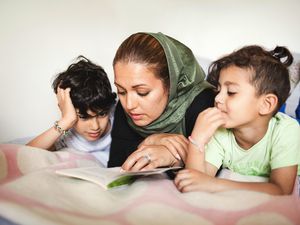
[0, 0, 300, 142]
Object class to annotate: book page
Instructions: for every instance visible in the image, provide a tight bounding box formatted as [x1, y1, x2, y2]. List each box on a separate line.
[55, 166, 182, 189]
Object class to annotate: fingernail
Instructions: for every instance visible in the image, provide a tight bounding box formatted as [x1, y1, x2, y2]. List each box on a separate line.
[176, 154, 181, 160]
[119, 168, 125, 172]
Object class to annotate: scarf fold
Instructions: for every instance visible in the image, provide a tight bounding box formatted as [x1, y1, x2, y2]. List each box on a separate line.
[127, 32, 212, 137]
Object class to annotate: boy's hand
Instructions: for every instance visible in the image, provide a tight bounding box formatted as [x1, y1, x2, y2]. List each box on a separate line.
[56, 87, 77, 130]
[190, 107, 226, 148]
[174, 169, 216, 193]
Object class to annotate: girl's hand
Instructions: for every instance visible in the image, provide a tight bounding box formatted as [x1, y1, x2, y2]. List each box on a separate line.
[191, 107, 226, 148]
[56, 87, 77, 130]
[121, 144, 181, 172]
[138, 133, 188, 162]
[174, 169, 216, 193]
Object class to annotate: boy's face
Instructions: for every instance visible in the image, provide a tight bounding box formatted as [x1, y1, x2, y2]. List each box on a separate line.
[214, 66, 264, 129]
[73, 110, 111, 142]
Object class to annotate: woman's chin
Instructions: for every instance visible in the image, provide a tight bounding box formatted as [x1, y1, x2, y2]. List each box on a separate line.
[132, 119, 150, 127]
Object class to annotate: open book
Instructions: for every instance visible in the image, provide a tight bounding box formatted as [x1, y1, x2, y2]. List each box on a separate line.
[55, 166, 181, 190]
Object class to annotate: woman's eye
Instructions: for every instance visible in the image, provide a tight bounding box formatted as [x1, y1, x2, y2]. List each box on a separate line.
[138, 92, 149, 97]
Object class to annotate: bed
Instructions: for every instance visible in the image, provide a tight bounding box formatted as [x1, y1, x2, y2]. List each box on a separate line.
[0, 144, 299, 225]
[1, 53, 299, 225]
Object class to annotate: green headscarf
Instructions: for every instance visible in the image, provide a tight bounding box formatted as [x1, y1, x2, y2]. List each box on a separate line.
[126, 32, 212, 137]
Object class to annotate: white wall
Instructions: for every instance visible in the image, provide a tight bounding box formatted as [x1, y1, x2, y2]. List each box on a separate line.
[1, 0, 300, 142]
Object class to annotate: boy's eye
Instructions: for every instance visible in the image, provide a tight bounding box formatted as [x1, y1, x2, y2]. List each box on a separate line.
[97, 111, 108, 117]
[117, 91, 126, 96]
[117, 89, 126, 96]
[78, 115, 89, 120]
[227, 91, 236, 96]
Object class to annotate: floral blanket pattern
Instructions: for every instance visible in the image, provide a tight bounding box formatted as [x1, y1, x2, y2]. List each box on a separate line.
[0, 144, 300, 225]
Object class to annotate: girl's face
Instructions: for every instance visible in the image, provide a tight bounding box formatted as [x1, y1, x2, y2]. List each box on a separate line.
[114, 62, 169, 126]
[74, 110, 111, 141]
[215, 66, 264, 129]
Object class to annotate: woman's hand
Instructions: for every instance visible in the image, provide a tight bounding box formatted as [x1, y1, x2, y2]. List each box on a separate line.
[56, 87, 78, 130]
[138, 133, 188, 162]
[121, 144, 181, 172]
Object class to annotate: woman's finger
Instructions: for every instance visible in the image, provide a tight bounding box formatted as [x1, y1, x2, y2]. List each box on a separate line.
[164, 138, 187, 160]
[129, 154, 152, 172]
[121, 151, 142, 171]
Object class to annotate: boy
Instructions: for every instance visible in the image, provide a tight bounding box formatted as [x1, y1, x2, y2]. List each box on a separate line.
[175, 46, 300, 195]
[27, 56, 116, 167]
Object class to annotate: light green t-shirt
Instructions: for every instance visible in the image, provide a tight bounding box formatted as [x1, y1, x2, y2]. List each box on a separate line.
[205, 112, 300, 177]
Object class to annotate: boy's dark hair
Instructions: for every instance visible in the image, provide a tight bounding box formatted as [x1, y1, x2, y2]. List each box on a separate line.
[207, 45, 293, 113]
[52, 56, 116, 117]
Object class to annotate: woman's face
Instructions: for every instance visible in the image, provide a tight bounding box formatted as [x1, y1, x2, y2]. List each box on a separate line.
[114, 62, 169, 126]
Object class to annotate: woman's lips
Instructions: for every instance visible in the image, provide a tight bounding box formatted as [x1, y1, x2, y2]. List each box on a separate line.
[129, 113, 143, 120]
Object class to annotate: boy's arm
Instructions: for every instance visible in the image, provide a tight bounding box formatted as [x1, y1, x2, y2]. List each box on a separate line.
[175, 165, 297, 195]
[215, 165, 297, 194]
[185, 107, 225, 174]
[26, 120, 71, 150]
[26, 88, 77, 151]
[26, 127, 61, 151]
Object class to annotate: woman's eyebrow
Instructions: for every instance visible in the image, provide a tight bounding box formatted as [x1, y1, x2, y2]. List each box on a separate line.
[114, 82, 148, 89]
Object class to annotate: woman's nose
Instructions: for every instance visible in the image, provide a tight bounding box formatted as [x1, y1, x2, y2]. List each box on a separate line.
[126, 94, 137, 110]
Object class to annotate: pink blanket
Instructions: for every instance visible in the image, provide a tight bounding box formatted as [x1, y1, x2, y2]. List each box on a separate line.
[0, 144, 299, 225]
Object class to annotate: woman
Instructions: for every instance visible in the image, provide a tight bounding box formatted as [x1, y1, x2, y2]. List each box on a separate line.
[108, 32, 215, 171]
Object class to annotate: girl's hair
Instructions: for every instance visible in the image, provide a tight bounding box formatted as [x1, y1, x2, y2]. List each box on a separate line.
[113, 33, 170, 90]
[207, 45, 293, 112]
[52, 56, 116, 117]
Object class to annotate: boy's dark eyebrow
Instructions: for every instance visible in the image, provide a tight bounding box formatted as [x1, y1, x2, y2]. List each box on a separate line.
[78, 111, 108, 118]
